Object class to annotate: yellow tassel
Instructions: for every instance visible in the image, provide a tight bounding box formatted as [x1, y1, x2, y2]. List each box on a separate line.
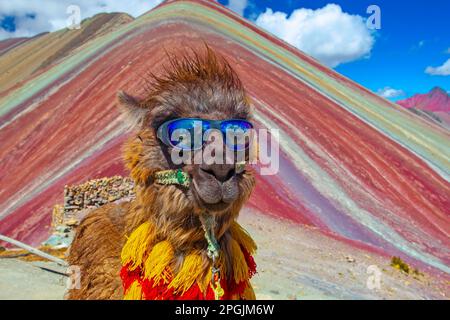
[217, 250, 228, 279]
[229, 238, 249, 284]
[121, 222, 155, 270]
[169, 251, 205, 294]
[212, 281, 225, 300]
[198, 272, 211, 294]
[241, 281, 256, 300]
[123, 280, 143, 300]
[120, 221, 257, 300]
[230, 221, 257, 255]
[198, 250, 227, 294]
[144, 240, 174, 284]
[196, 260, 211, 294]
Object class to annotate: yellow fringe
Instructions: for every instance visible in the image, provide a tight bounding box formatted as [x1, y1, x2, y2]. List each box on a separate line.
[198, 250, 228, 294]
[120, 221, 257, 300]
[123, 280, 143, 300]
[121, 222, 155, 270]
[230, 221, 257, 255]
[241, 281, 256, 300]
[229, 238, 249, 284]
[169, 251, 205, 294]
[217, 250, 228, 279]
[198, 272, 211, 294]
[144, 240, 174, 284]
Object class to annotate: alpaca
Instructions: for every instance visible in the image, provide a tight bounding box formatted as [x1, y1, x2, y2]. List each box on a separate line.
[66, 47, 257, 300]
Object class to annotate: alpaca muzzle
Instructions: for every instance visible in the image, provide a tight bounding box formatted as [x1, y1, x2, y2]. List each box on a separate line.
[154, 165, 244, 208]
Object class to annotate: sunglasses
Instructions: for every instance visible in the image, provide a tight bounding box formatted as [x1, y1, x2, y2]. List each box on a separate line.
[156, 118, 254, 151]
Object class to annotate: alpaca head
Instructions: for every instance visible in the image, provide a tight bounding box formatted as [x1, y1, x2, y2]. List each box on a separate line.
[119, 47, 255, 225]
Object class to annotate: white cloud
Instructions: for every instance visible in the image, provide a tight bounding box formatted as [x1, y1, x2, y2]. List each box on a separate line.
[0, 0, 163, 40]
[425, 58, 450, 76]
[227, 0, 248, 16]
[255, 4, 375, 68]
[445, 48, 450, 54]
[377, 87, 405, 99]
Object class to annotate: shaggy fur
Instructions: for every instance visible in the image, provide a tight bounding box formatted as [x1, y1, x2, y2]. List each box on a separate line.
[67, 46, 256, 300]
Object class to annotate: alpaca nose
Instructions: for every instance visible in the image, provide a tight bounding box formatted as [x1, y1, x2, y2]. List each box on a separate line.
[199, 164, 236, 183]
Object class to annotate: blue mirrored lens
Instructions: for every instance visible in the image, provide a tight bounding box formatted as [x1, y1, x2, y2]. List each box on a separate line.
[221, 120, 253, 151]
[167, 119, 210, 149]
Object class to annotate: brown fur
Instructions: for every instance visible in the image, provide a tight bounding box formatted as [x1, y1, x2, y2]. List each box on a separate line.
[67, 46, 255, 299]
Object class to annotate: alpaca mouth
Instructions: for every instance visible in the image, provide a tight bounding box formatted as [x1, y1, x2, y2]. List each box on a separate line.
[192, 178, 232, 212]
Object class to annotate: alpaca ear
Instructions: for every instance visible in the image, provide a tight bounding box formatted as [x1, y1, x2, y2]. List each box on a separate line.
[117, 90, 148, 129]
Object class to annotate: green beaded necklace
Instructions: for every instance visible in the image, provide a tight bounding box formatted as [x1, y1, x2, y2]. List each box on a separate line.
[153, 168, 225, 299]
[154, 169, 191, 188]
[153, 163, 245, 188]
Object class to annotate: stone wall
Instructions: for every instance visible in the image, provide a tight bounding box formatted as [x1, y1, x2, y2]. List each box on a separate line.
[52, 176, 135, 230]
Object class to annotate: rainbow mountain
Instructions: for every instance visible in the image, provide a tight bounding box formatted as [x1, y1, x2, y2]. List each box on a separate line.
[0, 0, 449, 298]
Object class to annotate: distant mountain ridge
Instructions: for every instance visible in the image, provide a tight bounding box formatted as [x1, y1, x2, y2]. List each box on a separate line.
[397, 87, 450, 129]
[398, 87, 450, 112]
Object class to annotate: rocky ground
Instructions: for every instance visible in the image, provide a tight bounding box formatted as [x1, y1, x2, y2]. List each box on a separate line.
[0, 259, 66, 299]
[0, 208, 448, 300]
[241, 210, 449, 299]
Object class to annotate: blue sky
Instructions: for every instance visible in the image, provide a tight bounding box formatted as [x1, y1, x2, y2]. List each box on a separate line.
[1, 0, 449, 100]
[218, 0, 450, 100]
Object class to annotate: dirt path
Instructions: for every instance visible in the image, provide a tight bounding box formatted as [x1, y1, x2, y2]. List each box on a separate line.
[0, 259, 66, 299]
[240, 210, 449, 300]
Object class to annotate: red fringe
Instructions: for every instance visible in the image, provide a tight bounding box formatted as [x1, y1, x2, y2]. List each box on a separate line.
[241, 246, 257, 277]
[120, 248, 257, 300]
[140, 278, 216, 300]
[120, 264, 142, 292]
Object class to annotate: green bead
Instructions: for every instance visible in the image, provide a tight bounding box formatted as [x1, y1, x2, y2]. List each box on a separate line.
[176, 169, 185, 184]
[154, 169, 190, 187]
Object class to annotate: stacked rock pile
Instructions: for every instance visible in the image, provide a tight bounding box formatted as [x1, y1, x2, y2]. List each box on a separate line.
[64, 176, 135, 212]
[50, 176, 135, 238]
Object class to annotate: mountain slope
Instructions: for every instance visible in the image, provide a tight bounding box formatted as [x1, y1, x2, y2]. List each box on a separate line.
[0, 36, 38, 55]
[0, 0, 448, 283]
[0, 12, 133, 95]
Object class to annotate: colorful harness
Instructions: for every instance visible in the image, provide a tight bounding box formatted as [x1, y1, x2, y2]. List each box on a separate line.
[120, 221, 257, 300]
[120, 169, 257, 300]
